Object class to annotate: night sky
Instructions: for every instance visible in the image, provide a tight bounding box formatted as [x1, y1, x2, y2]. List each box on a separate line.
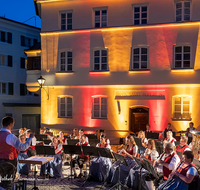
[0, 0, 41, 28]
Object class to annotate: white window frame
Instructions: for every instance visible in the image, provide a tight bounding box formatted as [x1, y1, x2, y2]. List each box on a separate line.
[175, 1, 191, 22]
[0, 82, 7, 94]
[173, 95, 191, 120]
[92, 96, 108, 119]
[60, 11, 73, 31]
[59, 50, 73, 72]
[58, 96, 73, 118]
[173, 45, 191, 69]
[133, 4, 148, 25]
[93, 7, 108, 28]
[93, 48, 108, 71]
[0, 53, 7, 66]
[132, 46, 149, 70]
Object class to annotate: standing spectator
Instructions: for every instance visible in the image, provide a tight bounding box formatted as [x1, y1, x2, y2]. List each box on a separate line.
[186, 122, 197, 137]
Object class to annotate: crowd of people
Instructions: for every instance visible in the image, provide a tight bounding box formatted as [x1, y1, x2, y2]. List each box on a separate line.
[0, 116, 200, 190]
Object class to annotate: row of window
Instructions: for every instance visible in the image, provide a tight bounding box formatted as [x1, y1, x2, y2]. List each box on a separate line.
[0, 54, 27, 68]
[61, 1, 191, 31]
[58, 95, 191, 120]
[0, 82, 38, 96]
[58, 45, 192, 72]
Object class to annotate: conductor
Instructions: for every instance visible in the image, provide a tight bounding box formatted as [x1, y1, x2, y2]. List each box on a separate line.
[0, 116, 34, 190]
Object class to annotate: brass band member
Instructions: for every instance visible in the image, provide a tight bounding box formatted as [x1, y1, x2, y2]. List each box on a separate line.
[154, 143, 180, 180]
[186, 122, 197, 138]
[163, 131, 176, 147]
[176, 136, 190, 153]
[138, 131, 148, 148]
[18, 128, 24, 135]
[59, 131, 67, 145]
[71, 135, 90, 178]
[79, 129, 89, 143]
[157, 151, 198, 190]
[144, 124, 152, 137]
[0, 116, 34, 190]
[70, 128, 79, 139]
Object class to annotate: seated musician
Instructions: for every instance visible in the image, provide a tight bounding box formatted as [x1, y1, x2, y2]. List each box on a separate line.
[158, 151, 198, 190]
[176, 136, 191, 153]
[100, 131, 110, 144]
[17, 133, 30, 176]
[90, 134, 112, 182]
[79, 129, 89, 143]
[26, 129, 37, 146]
[141, 139, 159, 165]
[107, 135, 137, 185]
[19, 128, 24, 135]
[186, 122, 197, 138]
[59, 131, 67, 145]
[70, 128, 79, 139]
[40, 136, 63, 179]
[163, 131, 176, 147]
[71, 135, 90, 178]
[154, 143, 180, 180]
[138, 131, 148, 148]
[40, 128, 46, 135]
[161, 123, 173, 140]
[144, 124, 152, 137]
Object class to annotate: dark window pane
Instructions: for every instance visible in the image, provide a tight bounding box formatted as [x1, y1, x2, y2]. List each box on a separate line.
[134, 7, 140, 12]
[67, 25, 72, 30]
[67, 13, 72, 18]
[176, 16, 182, 22]
[176, 2, 182, 9]
[67, 65, 72, 71]
[101, 97, 107, 104]
[134, 56, 139, 62]
[94, 50, 100, 56]
[94, 105, 100, 110]
[134, 63, 139, 69]
[102, 22, 107, 27]
[184, 46, 190, 52]
[8, 83, 14, 95]
[102, 50, 107, 56]
[95, 17, 100, 22]
[141, 62, 147, 68]
[102, 10, 107, 15]
[102, 64, 107, 70]
[95, 57, 99, 63]
[61, 13, 66, 18]
[134, 20, 140, 25]
[67, 97, 72, 103]
[175, 54, 182, 61]
[175, 61, 182, 68]
[141, 55, 147, 61]
[176, 9, 182, 15]
[67, 19, 72, 24]
[142, 19, 147, 24]
[184, 54, 190, 60]
[61, 25, 66, 30]
[21, 57, 26, 68]
[67, 111, 72, 117]
[142, 6, 147, 12]
[95, 23, 100, 28]
[102, 16, 107, 21]
[134, 13, 140, 19]
[7, 55, 12, 67]
[184, 15, 190, 21]
[1, 31, 5, 42]
[68, 52, 72, 57]
[2, 83, 6, 94]
[7, 32, 12, 44]
[175, 46, 182, 53]
[94, 64, 100, 70]
[94, 111, 99, 118]
[142, 13, 147, 18]
[61, 65, 65, 71]
[183, 61, 190, 67]
[68, 58, 72, 64]
[95, 11, 100, 16]
[102, 57, 107, 63]
[141, 48, 147, 54]
[134, 48, 139, 54]
[94, 98, 99, 104]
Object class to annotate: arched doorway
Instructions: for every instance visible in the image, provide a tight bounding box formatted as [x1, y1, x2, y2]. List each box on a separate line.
[129, 107, 149, 133]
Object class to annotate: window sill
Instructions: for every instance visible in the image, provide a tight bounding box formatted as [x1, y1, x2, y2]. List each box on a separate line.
[171, 69, 194, 73]
[129, 70, 150, 74]
[171, 118, 192, 121]
[56, 71, 74, 75]
[90, 70, 110, 75]
[58, 117, 73, 119]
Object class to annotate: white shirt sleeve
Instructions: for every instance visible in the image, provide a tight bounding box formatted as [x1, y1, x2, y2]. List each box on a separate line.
[57, 143, 63, 152]
[65, 139, 68, 145]
[107, 139, 110, 144]
[187, 167, 198, 176]
[6, 134, 32, 151]
[150, 150, 159, 161]
[96, 143, 100, 147]
[168, 154, 180, 171]
[144, 148, 151, 157]
[106, 144, 111, 149]
[184, 147, 191, 151]
[31, 136, 37, 146]
[144, 138, 148, 144]
[133, 145, 138, 154]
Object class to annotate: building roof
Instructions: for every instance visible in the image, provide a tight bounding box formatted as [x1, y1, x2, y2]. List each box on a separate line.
[0, 16, 41, 30]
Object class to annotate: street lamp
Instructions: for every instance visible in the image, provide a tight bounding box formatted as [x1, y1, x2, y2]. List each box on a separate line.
[37, 76, 49, 100]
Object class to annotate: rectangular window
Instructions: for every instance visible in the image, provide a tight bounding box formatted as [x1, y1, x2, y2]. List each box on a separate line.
[133, 5, 148, 25]
[0, 31, 6, 42]
[93, 49, 108, 71]
[59, 51, 73, 71]
[132, 47, 148, 70]
[7, 55, 12, 67]
[176, 1, 190, 22]
[21, 35, 31, 47]
[174, 45, 191, 68]
[7, 32, 12, 44]
[173, 96, 191, 120]
[0, 82, 6, 94]
[92, 96, 107, 119]
[20, 84, 27, 96]
[8, 83, 14, 95]
[94, 9, 107, 28]
[61, 12, 72, 30]
[0, 54, 6, 66]
[21, 57, 26, 69]
[58, 96, 73, 118]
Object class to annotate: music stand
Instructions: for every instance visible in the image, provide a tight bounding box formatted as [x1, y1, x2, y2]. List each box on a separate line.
[193, 158, 200, 174]
[109, 152, 128, 190]
[89, 139, 100, 147]
[62, 145, 82, 181]
[35, 145, 55, 155]
[134, 137, 143, 148]
[81, 146, 99, 187]
[43, 140, 52, 145]
[155, 141, 164, 155]
[87, 134, 97, 139]
[35, 134, 47, 141]
[67, 139, 79, 145]
[147, 132, 159, 140]
[176, 151, 183, 159]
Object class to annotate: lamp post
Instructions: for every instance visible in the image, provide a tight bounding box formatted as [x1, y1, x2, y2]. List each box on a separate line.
[37, 76, 49, 100]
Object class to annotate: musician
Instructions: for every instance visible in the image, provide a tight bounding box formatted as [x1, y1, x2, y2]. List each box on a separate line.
[141, 139, 159, 165]
[0, 116, 34, 190]
[144, 124, 152, 137]
[71, 135, 90, 178]
[59, 131, 67, 145]
[40, 128, 46, 135]
[70, 128, 79, 139]
[17, 134, 30, 176]
[40, 136, 63, 179]
[19, 128, 24, 135]
[99, 131, 110, 144]
[154, 143, 180, 180]
[186, 122, 197, 138]
[157, 151, 198, 190]
[26, 129, 37, 146]
[90, 134, 112, 182]
[107, 135, 137, 185]
[176, 136, 190, 153]
[79, 129, 89, 143]
[161, 123, 173, 140]
[163, 131, 176, 147]
[138, 131, 148, 148]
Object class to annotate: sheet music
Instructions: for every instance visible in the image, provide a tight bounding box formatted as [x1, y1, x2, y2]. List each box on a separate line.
[27, 156, 48, 162]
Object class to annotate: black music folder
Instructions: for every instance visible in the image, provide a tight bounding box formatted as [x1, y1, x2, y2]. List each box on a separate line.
[63, 145, 82, 155]
[67, 139, 79, 145]
[35, 145, 55, 155]
[96, 147, 113, 159]
[147, 132, 159, 140]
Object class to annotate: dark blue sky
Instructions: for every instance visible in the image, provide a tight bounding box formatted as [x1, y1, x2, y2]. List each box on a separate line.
[0, 0, 41, 28]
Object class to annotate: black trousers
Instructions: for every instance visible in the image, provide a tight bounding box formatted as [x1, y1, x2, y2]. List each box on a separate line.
[0, 158, 17, 190]
[71, 156, 88, 169]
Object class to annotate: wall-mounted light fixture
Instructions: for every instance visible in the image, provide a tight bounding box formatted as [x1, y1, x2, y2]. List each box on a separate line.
[117, 100, 121, 114]
[37, 75, 51, 100]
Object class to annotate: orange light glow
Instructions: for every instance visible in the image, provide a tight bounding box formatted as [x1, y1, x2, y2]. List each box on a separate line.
[171, 69, 194, 73]
[129, 70, 150, 74]
[90, 71, 110, 75]
[55, 72, 74, 76]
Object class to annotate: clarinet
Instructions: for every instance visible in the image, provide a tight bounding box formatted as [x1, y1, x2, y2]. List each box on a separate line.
[168, 162, 183, 180]
[119, 144, 128, 154]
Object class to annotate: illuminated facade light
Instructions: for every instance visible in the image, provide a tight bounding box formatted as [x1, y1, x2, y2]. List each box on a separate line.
[171, 69, 194, 73]
[129, 70, 150, 74]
